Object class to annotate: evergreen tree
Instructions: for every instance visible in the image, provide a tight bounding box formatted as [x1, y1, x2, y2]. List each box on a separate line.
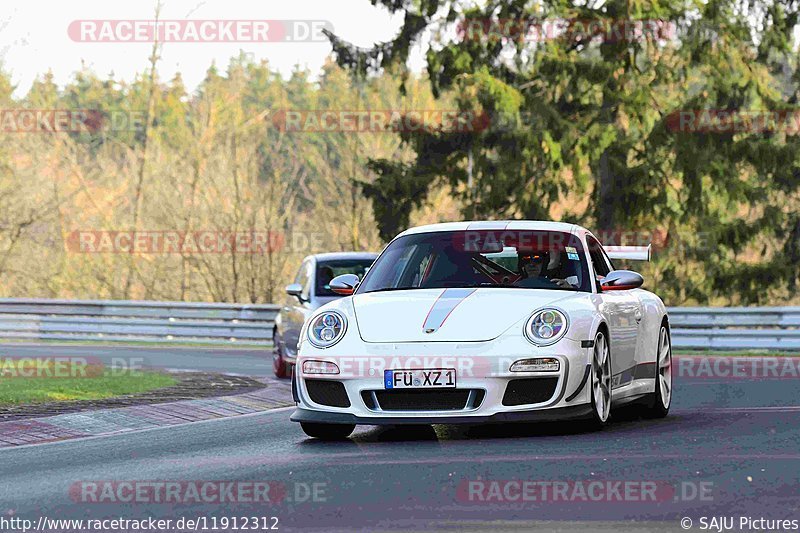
[326, 0, 800, 304]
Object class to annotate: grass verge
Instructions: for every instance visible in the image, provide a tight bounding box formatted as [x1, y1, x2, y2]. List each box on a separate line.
[0, 362, 176, 406]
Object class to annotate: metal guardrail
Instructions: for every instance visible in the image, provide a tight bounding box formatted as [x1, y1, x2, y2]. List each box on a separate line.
[0, 299, 796, 350]
[668, 307, 800, 351]
[0, 299, 279, 346]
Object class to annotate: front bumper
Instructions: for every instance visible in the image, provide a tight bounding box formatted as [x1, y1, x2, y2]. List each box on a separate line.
[291, 404, 593, 425]
[292, 336, 593, 425]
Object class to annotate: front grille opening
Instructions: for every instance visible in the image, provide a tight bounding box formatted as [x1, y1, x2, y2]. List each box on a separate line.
[376, 389, 469, 411]
[502, 377, 559, 406]
[361, 390, 376, 410]
[473, 389, 486, 408]
[363, 389, 485, 412]
[306, 380, 350, 408]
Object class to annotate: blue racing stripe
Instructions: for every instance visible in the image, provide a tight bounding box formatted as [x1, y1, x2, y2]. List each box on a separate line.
[422, 288, 476, 333]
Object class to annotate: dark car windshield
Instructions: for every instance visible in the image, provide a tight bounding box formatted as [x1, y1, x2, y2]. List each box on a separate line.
[316, 259, 375, 296]
[357, 230, 591, 293]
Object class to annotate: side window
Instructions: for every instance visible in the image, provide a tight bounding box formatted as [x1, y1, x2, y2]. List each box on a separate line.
[600, 246, 616, 273]
[586, 237, 611, 278]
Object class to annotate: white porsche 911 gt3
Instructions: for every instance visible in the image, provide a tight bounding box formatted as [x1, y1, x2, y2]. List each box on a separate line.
[290, 221, 672, 439]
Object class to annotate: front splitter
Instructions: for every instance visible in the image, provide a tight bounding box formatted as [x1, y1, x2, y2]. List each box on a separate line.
[290, 404, 593, 426]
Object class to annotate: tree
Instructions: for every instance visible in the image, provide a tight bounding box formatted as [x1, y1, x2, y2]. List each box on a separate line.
[326, 0, 800, 304]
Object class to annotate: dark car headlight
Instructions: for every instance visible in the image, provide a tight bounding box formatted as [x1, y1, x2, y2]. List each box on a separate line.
[307, 310, 347, 348]
[524, 308, 568, 346]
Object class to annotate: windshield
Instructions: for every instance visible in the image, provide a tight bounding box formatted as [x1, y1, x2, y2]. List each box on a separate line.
[316, 259, 375, 296]
[357, 230, 591, 294]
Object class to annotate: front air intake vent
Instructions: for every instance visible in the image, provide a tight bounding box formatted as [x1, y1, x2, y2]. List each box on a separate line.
[306, 380, 350, 408]
[502, 378, 559, 406]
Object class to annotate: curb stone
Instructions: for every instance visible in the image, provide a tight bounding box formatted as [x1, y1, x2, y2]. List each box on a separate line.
[0, 377, 293, 448]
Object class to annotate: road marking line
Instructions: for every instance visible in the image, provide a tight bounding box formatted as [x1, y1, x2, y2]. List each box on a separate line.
[333, 452, 800, 466]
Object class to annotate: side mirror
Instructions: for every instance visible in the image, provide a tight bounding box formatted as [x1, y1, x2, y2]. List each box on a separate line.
[600, 270, 644, 291]
[285, 283, 304, 301]
[330, 274, 359, 296]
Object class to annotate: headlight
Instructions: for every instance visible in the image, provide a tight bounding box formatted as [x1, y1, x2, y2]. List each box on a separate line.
[307, 310, 347, 348]
[524, 308, 568, 346]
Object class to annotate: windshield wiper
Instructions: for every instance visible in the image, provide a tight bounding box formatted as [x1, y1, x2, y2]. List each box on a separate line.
[362, 287, 417, 294]
[364, 284, 482, 293]
[478, 282, 578, 291]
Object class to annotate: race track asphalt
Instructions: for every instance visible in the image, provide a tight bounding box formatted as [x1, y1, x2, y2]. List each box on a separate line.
[0, 345, 799, 532]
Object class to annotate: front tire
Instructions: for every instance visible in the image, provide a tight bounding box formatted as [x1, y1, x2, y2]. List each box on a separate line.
[642, 324, 672, 419]
[586, 329, 612, 429]
[300, 422, 355, 440]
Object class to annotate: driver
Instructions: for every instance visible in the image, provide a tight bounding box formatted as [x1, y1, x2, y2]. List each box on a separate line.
[519, 252, 572, 289]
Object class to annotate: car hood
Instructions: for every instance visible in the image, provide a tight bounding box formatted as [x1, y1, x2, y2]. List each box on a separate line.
[352, 288, 582, 343]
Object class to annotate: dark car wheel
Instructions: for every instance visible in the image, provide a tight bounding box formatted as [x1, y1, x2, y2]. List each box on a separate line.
[273, 331, 292, 379]
[642, 323, 672, 419]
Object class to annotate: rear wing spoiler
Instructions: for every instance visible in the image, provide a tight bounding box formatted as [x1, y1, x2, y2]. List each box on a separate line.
[604, 244, 651, 262]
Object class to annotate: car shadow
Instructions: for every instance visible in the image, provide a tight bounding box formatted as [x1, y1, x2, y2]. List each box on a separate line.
[357, 424, 441, 442]
[349, 403, 675, 442]
[296, 424, 440, 447]
[296, 403, 700, 445]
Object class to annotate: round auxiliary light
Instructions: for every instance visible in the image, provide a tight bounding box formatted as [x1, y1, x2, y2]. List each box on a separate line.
[538, 324, 554, 338]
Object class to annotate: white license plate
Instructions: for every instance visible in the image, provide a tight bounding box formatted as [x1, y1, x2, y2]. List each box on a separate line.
[384, 368, 456, 389]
